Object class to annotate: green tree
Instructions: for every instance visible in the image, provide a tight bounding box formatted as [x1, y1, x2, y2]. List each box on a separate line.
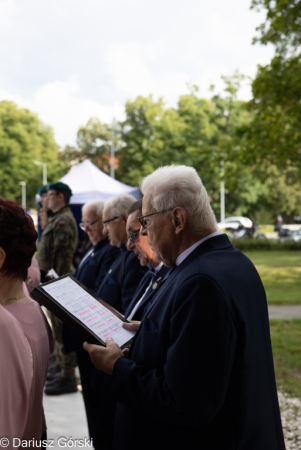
[251, 0, 301, 52]
[76, 118, 114, 174]
[246, 0, 301, 169]
[0, 101, 60, 207]
[116, 95, 176, 186]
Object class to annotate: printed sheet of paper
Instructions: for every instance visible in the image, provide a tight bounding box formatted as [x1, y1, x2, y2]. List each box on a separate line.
[42, 276, 134, 348]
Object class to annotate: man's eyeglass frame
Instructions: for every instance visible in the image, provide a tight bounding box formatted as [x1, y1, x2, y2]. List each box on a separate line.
[103, 215, 122, 227]
[127, 228, 140, 243]
[138, 208, 173, 228]
[79, 217, 101, 231]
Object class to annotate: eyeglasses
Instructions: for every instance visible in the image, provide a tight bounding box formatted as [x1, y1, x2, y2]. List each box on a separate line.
[127, 229, 140, 243]
[79, 217, 101, 231]
[138, 208, 173, 228]
[47, 192, 59, 197]
[103, 215, 121, 228]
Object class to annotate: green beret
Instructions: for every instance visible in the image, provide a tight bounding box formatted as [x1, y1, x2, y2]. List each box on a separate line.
[47, 181, 73, 197]
[37, 184, 49, 195]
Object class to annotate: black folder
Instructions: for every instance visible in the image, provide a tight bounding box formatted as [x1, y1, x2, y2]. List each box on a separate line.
[31, 274, 134, 350]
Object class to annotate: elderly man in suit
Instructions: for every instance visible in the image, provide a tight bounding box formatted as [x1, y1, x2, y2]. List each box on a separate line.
[84, 193, 147, 450]
[74, 199, 119, 291]
[60, 199, 120, 446]
[84, 165, 285, 450]
[124, 199, 169, 321]
[95, 194, 147, 314]
[95, 199, 169, 449]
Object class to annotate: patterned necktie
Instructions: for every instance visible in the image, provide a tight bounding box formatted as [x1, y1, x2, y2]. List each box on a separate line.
[149, 267, 157, 282]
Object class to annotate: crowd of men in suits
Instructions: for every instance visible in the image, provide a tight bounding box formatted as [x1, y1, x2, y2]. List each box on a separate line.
[36, 165, 286, 450]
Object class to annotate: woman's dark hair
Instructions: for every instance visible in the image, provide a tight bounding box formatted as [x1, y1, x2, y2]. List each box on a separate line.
[0, 198, 38, 281]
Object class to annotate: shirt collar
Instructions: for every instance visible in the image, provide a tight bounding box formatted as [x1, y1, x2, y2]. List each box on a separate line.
[176, 230, 222, 266]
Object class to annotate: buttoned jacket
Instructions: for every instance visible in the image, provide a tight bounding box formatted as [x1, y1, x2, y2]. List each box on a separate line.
[112, 234, 286, 450]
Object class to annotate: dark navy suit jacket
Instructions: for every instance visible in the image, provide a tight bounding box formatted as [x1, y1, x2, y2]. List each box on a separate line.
[75, 247, 147, 449]
[124, 265, 170, 320]
[73, 237, 119, 293]
[95, 245, 147, 314]
[112, 234, 286, 450]
[88, 263, 170, 449]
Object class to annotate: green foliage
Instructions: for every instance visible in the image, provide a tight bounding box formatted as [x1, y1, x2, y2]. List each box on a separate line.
[58, 66, 301, 222]
[115, 80, 264, 221]
[270, 319, 301, 398]
[116, 95, 183, 186]
[0, 101, 60, 207]
[242, 1, 301, 178]
[251, 0, 301, 53]
[233, 238, 301, 251]
[76, 118, 113, 173]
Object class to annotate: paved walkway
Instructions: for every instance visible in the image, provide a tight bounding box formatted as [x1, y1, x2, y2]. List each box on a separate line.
[43, 389, 89, 449]
[268, 305, 301, 319]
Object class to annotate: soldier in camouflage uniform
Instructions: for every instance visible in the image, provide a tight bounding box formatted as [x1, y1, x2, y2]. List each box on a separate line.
[36, 181, 79, 395]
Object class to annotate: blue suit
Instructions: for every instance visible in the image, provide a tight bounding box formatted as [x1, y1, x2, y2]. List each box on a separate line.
[112, 234, 285, 450]
[73, 237, 119, 293]
[91, 263, 171, 449]
[95, 245, 148, 314]
[78, 245, 147, 450]
[124, 265, 170, 320]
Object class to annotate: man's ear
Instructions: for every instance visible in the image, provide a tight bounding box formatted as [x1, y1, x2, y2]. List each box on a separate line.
[172, 207, 187, 234]
[0, 247, 6, 270]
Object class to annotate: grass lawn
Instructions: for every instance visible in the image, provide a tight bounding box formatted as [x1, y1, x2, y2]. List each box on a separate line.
[243, 250, 301, 305]
[270, 319, 301, 398]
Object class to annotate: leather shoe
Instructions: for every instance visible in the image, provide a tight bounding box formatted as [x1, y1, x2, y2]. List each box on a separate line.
[46, 364, 61, 382]
[44, 377, 78, 395]
[45, 373, 61, 388]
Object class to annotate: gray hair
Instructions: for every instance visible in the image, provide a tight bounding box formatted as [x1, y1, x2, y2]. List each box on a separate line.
[82, 199, 105, 217]
[140, 165, 217, 232]
[104, 194, 137, 218]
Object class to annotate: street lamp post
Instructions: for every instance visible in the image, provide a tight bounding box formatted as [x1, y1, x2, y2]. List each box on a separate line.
[33, 160, 47, 185]
[19, 181, 26, 210]
[220, 159, 225, 223]
[110, 118, 115, 179]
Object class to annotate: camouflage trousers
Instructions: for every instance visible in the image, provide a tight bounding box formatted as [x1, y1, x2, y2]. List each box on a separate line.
[47, 310, 77, 379]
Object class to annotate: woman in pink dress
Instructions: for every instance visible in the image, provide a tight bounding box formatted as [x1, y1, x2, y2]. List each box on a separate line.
[0, 198, 52, 445]
[0, 305, 33, 448]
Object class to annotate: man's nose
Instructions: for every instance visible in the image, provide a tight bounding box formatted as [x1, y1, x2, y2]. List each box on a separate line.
[127, 238, 135, 251]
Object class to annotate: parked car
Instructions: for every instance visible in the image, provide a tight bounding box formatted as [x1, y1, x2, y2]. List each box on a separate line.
[217, 216, 255, 238]
[279, 228, 301, 243]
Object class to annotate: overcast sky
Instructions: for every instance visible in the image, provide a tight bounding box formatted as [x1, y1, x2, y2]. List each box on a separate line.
[0, 0, 274, 149]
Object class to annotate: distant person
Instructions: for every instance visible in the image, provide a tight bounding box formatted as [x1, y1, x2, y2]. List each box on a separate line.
[0, 198, 52, 443]
[73, 199, 119, 291]
[36, 181, 79, 396]
[275, 214, 283, 232]
[84, 165, 286, 450]
[37, 184, 50, 232]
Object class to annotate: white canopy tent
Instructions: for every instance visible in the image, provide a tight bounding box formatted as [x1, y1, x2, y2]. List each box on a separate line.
[59, 159, 140, 204]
